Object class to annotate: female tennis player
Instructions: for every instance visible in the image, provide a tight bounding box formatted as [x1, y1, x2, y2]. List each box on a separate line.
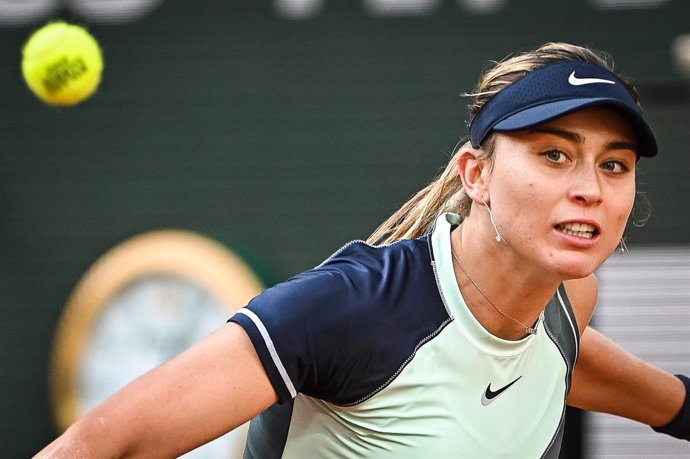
[35, 42, 689, 458]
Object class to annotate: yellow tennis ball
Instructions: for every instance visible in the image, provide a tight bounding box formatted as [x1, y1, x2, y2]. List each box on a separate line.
[22, 22, 104, 106]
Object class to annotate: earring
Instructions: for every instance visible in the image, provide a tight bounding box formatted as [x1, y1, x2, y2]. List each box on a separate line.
[481, 197, 503, 242]
[618, 238, 628, 254]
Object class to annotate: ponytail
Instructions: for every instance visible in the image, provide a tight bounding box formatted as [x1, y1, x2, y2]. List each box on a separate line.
[366, 148, 471, 245]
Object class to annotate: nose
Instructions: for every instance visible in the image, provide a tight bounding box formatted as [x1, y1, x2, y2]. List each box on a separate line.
[569, 164, 603, 205]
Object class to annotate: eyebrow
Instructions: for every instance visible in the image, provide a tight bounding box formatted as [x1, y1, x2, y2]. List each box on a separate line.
[527, 126, 637, 151]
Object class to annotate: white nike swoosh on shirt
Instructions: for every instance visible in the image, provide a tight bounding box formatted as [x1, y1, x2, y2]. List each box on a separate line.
[568, 71, 615, 86]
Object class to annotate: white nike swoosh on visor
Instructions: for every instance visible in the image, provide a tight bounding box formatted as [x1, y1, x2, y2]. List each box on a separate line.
[568, 71, 616, 86]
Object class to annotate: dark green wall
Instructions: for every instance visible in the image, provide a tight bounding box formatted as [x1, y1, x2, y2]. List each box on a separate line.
[1, 1, 689, 456]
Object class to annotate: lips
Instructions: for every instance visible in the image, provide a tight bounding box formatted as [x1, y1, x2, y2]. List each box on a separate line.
[555, 222, 598, 239]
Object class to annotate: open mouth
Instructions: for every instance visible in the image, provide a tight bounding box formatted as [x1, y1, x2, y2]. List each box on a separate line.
[555, 223, 597, 239]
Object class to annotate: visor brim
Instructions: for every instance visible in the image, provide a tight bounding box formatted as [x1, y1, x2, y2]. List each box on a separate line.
[493, 98, 658, 157]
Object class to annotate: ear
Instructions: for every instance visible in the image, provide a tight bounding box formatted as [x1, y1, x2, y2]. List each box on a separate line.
[457, 144, 490, 204]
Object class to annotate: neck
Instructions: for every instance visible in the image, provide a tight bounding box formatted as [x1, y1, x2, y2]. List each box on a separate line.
[451, 217, 560, 340]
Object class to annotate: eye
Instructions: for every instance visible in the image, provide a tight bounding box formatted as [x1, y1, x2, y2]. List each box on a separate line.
[601, 160, 630, 174]
[542, 149, 568, 163]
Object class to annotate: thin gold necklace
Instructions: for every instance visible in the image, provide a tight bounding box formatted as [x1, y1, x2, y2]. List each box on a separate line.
[450, 244, 540, 336]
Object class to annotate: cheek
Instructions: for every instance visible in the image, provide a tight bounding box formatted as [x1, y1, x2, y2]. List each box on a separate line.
[489, 151, 554, 228]
[620, 196, 635, 225]
[509, 179, 549, 210]
[621, 181, 636, 214]
[498, 179, 549, 233]
[610, 186, 636, 234]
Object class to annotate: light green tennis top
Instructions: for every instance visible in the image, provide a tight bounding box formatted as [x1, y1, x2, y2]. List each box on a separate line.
[234, 213, 580, 458]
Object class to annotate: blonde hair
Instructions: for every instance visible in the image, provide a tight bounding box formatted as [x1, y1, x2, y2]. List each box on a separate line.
[367, 42, 640, 245]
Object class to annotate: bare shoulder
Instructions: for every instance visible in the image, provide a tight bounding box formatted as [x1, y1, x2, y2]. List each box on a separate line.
[563, 274, 599, 336]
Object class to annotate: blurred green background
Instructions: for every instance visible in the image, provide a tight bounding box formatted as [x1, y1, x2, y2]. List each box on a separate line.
[1, 0, 689, 457]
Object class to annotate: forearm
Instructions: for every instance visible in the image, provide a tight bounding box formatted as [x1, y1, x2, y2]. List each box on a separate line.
[34, 421, 120, 459]
[34, 323, 277, 458]
[568, 326, 685, 427]
[34, 370, 209, 458]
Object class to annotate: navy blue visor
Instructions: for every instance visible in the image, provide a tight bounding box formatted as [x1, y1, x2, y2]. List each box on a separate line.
[469, 61, 658, 157]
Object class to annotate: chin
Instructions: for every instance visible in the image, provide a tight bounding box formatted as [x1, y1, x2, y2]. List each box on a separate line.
[549, 254, 603, 280]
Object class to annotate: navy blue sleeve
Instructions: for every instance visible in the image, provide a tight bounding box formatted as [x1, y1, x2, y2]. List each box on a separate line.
[229, 237, 449, 405]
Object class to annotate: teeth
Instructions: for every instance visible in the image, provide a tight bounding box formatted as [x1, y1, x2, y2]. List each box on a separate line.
[562, 223, 595, 232]
[557, 223, 596, 239]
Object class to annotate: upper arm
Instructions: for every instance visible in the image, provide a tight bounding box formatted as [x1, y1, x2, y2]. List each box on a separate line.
[563, 273, 599, 336]
[39, 322, 277, 458]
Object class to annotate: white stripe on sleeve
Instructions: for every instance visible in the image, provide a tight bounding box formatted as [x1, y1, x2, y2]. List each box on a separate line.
[236, 308, 298, 399]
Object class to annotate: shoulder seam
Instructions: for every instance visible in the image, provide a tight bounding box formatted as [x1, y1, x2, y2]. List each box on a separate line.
[314, 237, 426, 270]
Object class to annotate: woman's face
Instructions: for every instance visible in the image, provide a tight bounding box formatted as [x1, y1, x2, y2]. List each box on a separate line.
[485, 106, 638, 279]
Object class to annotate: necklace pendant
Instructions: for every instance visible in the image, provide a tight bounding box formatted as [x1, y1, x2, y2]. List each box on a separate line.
[526, 310, 545, 336]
